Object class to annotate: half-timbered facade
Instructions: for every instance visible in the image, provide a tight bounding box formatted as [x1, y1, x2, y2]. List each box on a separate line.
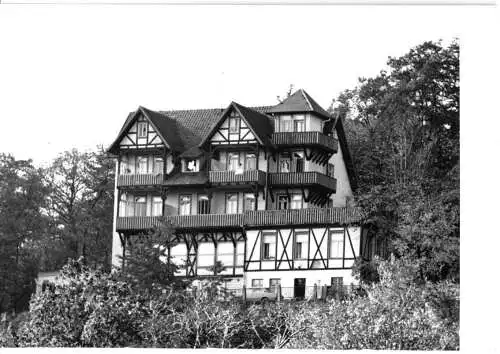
[108, 89, 371, 297]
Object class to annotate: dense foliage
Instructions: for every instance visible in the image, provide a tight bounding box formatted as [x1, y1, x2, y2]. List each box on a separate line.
[0, 148, 114, 314]
[1, 258, 458, 349]
[333, 39, 459, 282]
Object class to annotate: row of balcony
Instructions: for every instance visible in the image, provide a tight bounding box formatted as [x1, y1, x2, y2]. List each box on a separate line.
[117, 170, 337, 191]
[116, 207, 363, 232]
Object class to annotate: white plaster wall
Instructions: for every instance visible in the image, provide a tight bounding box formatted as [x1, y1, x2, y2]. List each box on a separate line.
[244, 226, 360, 288]
[306, 114, 323, 132]
[304, 159, 326, 173]
[330, 140, 353, 207]
[244, 269, 358, 293]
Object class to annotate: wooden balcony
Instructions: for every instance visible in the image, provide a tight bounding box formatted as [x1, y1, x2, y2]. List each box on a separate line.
[116, 213, 245, 231]
[117, 174, 164, 187]
[271, 131, 338, 152]
[209, 170, 266, 186]
[245, 207, 363, 227]
[270, 172, 337, 192]
[116, 207, 363, 232]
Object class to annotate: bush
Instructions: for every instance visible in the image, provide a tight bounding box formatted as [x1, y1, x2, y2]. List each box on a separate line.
[4, 257, 459, 349]
[286, 257, 459, 350]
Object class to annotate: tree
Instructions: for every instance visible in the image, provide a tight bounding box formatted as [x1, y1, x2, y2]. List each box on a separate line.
[333, 40, 460, 281]
[0, 154, 49, 313]
[42, 147, 114, 271]
[120, 220, 182, 292]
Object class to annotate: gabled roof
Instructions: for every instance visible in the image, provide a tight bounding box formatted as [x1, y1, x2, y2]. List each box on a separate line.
[267, 89, 332, 119]
[108, 92, 357, 191]
[198, 102, 274, 148]
[232, 102, 274, 147]
[107, 107, 172, 154]
[141, 107, 184, 152]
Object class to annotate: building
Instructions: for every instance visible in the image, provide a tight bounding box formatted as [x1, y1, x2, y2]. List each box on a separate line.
[108, 89, 371, 298]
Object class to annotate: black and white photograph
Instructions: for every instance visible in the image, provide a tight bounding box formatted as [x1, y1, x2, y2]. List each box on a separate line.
[0, 0, 498, 351]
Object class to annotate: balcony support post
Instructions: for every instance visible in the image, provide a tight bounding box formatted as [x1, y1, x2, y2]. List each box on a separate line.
[161, 188, 168, 216]
[255, 145, 260, 170]
[230, 232, 237, 277]
[211, 233, 218, 275]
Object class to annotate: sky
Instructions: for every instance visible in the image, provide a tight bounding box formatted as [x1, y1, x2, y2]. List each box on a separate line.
[0, 4, 478, 166]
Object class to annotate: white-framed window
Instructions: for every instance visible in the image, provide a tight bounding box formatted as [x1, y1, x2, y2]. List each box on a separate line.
[329, 230, 344, 258]
[226, 193, 238, 214]
[198, 195, 210, 214]
[119, 193, 128, 217]
[229, 117, 240, 134]
[179, 195, 192, 216]
[281, 116, 292, 132]
[245, 153, 256, 170]
[294, 231, 308, 259]
[277, 195, 289, 210]
[270, 278, 281, 290]
[152, 196, 163, 216]
[294, 115, 305, 132]
[262, 232, 276, 260]
[228, 153, 240, 171]
[134, 196, 146, 217]
[243, 193, 256, 211]
[290, 193, 303, 210]
[153, 157, 164, 174]
[120, 156, 132, 175]
[251, 279, 263, 288]
[136, 156, 148, 174]
[138, 122, 148, 138]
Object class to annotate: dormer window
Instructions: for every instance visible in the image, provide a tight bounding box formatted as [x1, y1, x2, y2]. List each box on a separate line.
[138, 122, 148, 138]
[183, 159, 199, 172]
[229, 117, 240, 134]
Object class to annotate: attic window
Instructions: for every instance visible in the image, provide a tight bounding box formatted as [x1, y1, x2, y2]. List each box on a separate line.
[138, 122, 148, 138]
[184, 159, 199, 172]
[229, 117, 240, 134]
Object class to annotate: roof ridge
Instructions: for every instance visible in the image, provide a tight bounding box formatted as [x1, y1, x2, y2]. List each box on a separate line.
[299, 89, 314, 111]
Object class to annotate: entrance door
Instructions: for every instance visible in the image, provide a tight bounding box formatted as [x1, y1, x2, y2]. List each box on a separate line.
[294, 278, 306, 298]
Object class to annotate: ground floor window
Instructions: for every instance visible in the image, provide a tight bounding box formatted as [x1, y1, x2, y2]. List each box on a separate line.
[251, 279, 263, 288]
[269, 278, 281, 290]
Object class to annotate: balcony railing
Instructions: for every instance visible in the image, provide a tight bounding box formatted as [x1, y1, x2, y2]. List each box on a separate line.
[116, 207, 362, 231]
[269, 172, 337, 192]
[271, 131, 338, 152]
[116, 213, 245, 231]
[209, 170, 266, 186]
[245, 208, 362, 227]
[117, 174, 164, 187]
